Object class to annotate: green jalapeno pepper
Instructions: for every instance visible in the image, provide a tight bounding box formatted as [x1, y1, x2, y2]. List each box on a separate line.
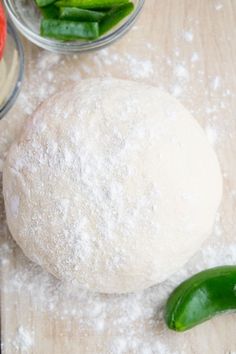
[40, 19, 99, 40]
[165, 266, 236, 332]
[99, 3, 134, 35]
[40, 4, 60, 19]
[55, 0, 129, 9]
[59, 7, 106, 21]
[35, 0, 56, 7]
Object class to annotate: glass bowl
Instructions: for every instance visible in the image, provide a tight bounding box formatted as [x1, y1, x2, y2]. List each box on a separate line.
[0, 20, 24, 119]
[4, 0, 145, 54]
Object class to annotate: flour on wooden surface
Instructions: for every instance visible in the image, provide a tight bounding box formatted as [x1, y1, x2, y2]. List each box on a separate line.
[0, 6, 235, 352]
[191, 52, 199, 63]
[215, 3, 223, 11]
[12, 327, 34, 352]
[205, 125, 219, 146]
[183, 31, 194, 43]
[212, 76, 221, 91]
[174, 64, 189, 81]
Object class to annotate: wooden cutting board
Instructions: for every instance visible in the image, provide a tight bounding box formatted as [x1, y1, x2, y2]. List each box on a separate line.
[1, 1, 236, 353]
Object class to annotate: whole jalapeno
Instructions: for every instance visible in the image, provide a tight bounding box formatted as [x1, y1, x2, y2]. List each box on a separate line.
[165, 266, 236, 332]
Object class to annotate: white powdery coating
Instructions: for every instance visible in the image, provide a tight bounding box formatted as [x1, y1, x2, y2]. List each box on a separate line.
[215, 3, 223, 11]
[174, 64, 189, 80]
[125, 55, 154, 79]
[170, 84, 183, 97]
[183, 31, 194, 42]
[10, 195, 19, 218]
[0, 47, 160, 178]
[191, 52, 199, 62]
[3, 79, 222, 294]
[0, 14, 233, 352]
[212, 76, 221, 91]
[205, 125, 219, 146]
[1, 229, 235, 353]
[13, 327, 34, 352]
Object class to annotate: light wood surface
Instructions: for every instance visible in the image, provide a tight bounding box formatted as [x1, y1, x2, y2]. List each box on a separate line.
[1, 0, 236, 353]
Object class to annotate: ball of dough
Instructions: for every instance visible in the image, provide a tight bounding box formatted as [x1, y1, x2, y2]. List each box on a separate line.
[3, 79, 222, 294]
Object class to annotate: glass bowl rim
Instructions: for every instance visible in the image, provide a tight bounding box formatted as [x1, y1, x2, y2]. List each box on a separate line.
[4, 0, 145, 53]
[0, 20, 24, 120]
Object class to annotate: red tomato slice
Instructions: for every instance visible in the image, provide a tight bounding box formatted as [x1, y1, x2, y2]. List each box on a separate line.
[0, 1, 7, 60]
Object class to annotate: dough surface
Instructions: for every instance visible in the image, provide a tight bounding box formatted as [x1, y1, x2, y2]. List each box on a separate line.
[3, 79, 222, 293]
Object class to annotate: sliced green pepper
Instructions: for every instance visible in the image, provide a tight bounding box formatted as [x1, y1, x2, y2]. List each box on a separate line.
[40, 4, 60, 18]
[55, 0, 129, 9]
[165, 266, 236, 332]
[59, 7, 106, 21]
[99, 2, 134, 36]
[35, 0, 56, 7]
[40, 19, 99, 40]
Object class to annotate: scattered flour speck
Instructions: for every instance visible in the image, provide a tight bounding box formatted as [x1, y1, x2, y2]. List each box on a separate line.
[0, 12, 234, 353]
[215, 3, 223, 11]
[183, 31, 194, 42]
[191, 52, 199, 62]
[174, 64, 189, 80]
[170, 84, 183, 97]
[10, 195, 20, 218]
[205, 125, 219, 146]
[212, 76, 221, 91]
[125, 55, 154, 79]
[13, 327, 34, 352]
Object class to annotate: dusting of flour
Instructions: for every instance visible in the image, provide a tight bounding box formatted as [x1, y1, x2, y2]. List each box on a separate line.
[12, 327, 34, 352]
[0, 4, 236, 353]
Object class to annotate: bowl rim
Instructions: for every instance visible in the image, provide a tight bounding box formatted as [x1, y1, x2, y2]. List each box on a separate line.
[4, 0, 145, 53]
[0, 20, 24, 119]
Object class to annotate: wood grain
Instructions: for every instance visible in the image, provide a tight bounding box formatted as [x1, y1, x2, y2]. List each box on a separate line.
[1, 0, 236, 353]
